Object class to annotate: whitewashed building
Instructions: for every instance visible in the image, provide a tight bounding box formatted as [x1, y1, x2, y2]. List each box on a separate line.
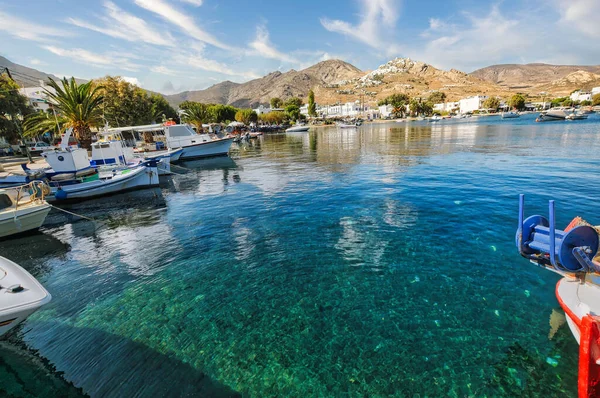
[378, 104, 394, 118]
[592, 87, 600, 96]
[570, 90, 592, 102]
[459, 96, 488, 114]
[433, 102, 460, 113]
[253, 105, 271, 115]
[19, 85, 55, 112]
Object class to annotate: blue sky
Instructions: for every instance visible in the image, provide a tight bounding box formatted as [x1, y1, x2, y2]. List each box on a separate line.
[0, 0, 598, 94]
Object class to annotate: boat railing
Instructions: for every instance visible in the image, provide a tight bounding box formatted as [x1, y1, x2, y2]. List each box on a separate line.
[13, 181, 51, 212]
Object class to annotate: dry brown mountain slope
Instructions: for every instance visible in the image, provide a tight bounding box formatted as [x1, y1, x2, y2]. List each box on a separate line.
[470, 63, 600, 92]
[314, 58, 512, 105]
[166, 60, 362, 108]
[536, 71, 600, 97]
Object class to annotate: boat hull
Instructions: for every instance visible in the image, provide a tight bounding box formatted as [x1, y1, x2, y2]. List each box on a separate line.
[0, 204, 51, 238]
[180, 138, 233, 160]
[0, 256, 51, 337]
[556, 277, 600, 397]
[285, 127, 310, 132]
[47, 165, 159, 202]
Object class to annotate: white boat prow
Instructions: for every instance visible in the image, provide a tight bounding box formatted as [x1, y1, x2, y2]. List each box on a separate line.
[556, 276, 600, 345]
[0, 256, 51, 337]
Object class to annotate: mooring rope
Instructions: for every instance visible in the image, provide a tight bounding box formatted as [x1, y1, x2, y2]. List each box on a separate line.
[49, 204, 102, 224]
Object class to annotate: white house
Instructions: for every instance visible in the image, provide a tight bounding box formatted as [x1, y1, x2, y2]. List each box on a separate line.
[433, 101, 460, 113]
[570, 90, 592, 102]
[592, 87, 600, 96]
[378, 104, 394, 118]
[253, 105, 271, 115]
[459, 95, 488, 114]
[299, 104, 309, 116]
[19, 84, 55, 112]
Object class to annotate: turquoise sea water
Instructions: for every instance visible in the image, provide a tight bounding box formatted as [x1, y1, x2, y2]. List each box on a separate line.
[2, 114, 600, 397]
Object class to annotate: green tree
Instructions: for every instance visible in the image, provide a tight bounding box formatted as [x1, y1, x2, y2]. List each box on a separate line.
[259, 111, 285, 125]
[235, 109, 258, 125]
[27, 77, 104, 148]
[422, 101, 434, 116]
[149, 94, 177, 123]
[0, 73, 33, 145]
[428, 91, 446, 104]
[508, 94, 526, 111]
[593, 94, 600, 106]
[580, 100, 592, 106]
[181, 103, 211, 131]
[483, 97, 501, 111]
[270, 97, 283, 109]
[285, 105, 300, 121]
[380, 94, 410, 117]
[284, 97, 303, 107]
[208, 104, 237, 123]
[95, 76, 153, 127]
[307, 90, 316, 117]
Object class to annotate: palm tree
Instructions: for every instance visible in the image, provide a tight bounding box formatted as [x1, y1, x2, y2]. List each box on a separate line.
[27, 77, 104, 148]
[181, 103, 210, 132]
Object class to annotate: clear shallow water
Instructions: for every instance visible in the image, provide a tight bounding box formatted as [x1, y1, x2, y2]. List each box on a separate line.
[2, 114, 600, 397]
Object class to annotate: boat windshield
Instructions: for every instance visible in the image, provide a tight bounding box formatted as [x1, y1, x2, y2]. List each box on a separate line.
[167, 125, 196, 137]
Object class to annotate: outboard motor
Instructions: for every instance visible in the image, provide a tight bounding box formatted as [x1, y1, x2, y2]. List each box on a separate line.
[516, 194, 600, 272]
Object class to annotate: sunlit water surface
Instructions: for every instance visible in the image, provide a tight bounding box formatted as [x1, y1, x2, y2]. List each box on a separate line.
[2, 114, 600, 397]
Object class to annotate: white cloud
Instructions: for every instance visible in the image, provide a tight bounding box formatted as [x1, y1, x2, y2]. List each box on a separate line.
[0, 11, 68, 43]
[122, 76, 141, 86]
[43, 46, 140, 72]
[134, 0, 232, 50]
[558, 0, 600, 38]
[151, 65, 179, 76]
[67, 1, 174, 47]
[175, 53, 260, 79]
[29, 58, 45, 66]
[321, 0, 400, 52]
[248, 25, 299, 64]
[180, 0, 203, 6]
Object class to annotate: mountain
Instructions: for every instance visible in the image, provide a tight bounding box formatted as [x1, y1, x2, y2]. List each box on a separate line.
[470, 63, 600, 92]
[0, 55, 86, 86]
[165, 60, 362, 107]
[313, 58, 512, 104]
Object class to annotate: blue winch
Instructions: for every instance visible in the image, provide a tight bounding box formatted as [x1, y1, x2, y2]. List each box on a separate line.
[516, 194, 600, 272]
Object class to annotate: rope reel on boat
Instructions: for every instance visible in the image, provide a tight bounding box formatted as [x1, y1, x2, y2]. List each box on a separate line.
[516, 195, 600, 272]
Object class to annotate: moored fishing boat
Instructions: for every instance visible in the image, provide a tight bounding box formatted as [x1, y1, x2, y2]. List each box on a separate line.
[0, 181, 51, 238]
[0, 255, 51, 338]
[285, 124, 310, 132]
[566, 112, 589, 121]
[536, 107, 571, 122]
[501, 111, 520, 119]
[46, 160, 159, 202]
[516, 195, 600, 397]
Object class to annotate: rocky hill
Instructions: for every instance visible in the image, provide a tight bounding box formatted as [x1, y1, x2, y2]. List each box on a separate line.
[313, 58, 513, 104]
[0, 55, 86, 86]
[470, 63, 600, 92]
[166, 60, 363, 107]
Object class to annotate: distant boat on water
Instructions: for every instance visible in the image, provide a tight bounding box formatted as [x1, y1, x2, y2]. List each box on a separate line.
[566, 112, 588, 121]
[501, 111, 520, 119]
[286, 124, 310, 133]
[536, 107, 571, 122]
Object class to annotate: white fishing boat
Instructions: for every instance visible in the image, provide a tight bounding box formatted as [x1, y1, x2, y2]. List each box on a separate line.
[47, 161, 159, 202]
[285, 124, 310, 133]
[566, 112, 589, 121]
[0, 255, 51, 337]
[337, 122, 358, 129]
[501, 111, 520, 119]
[162, 124, 233, 160]
[536, 107, 571, 122]
[429, 115, 442, 122]
[0, 182, 51, 238]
